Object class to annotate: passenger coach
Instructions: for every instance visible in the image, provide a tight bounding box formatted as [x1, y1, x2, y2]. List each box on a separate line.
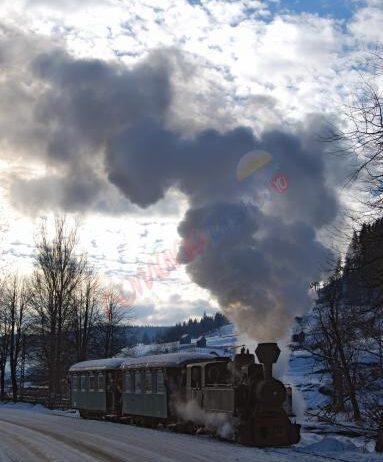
[69, 352, 218, 420]
[69, 357, 125, 418]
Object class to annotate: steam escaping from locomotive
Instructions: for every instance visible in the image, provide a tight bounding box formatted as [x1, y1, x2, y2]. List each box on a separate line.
[177, 201, 332, 341]
[175, 400, 234, 439]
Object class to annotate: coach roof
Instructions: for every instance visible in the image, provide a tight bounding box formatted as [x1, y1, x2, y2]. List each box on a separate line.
[69, 357, 126, 372]
[121, 352, 227, 369]
[70, 352, 229, 372]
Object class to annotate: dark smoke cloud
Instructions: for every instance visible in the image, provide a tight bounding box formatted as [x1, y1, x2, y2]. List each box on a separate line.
[106, 112, 338, 339]
[178, 203, 331, 340]
[0, 26, 341, 339]
[106, 122, 255, 208]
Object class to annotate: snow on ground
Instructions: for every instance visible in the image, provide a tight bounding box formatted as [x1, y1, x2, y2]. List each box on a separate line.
[287, 349, 331, 411]
[0, 401, 378, 462]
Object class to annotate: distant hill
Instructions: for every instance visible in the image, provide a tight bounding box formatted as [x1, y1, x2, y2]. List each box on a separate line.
[122, 312, 230, 347]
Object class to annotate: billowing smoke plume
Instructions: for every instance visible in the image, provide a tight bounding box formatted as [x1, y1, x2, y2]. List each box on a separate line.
[178, 203, 331, 341]
[0, 26, 339, 340]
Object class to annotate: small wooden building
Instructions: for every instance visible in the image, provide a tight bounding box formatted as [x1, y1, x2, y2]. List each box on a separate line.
[180, 333, 191, 345]
[196, 336, 207, 348]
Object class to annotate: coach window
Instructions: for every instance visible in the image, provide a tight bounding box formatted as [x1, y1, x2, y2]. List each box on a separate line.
[135, 371, 142, 393]
[125, 372, 132, 392]
[89, 374, 96, 391]
[97, 373, 104, 391]
[145, 371, 152, 393]
[80, 374, 87, 391]
[152, 371, 157, 393]
[72, 374, 78, 391]
[191, 366, 202, 388]
[157, 369, 165, 394]
[131, 372, 135, 393]
[206, 363, 229, 386]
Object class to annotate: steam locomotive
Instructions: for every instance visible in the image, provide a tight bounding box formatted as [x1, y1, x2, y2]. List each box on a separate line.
[69, 342, 300, 447]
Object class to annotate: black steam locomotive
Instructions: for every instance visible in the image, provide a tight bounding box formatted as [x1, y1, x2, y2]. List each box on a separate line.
[69, 342, 300, 447]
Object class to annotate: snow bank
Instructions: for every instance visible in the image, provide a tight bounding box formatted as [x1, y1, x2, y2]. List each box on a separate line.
[0, 400, 79, 418]
[302, 437, 358, 453]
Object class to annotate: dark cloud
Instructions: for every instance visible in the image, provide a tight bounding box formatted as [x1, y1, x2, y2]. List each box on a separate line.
[106, 122, 255, 208]
[1, 33, 175, 213]
[0, 27, 342, 339]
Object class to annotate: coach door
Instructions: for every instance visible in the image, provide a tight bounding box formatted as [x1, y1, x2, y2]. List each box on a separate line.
[105, 371, 123, 415]
[188, 365, 204, 406]
[106, 371, 116, 413]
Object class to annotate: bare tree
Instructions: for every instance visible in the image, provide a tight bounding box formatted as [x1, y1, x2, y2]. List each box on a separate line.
[29, 217, 87, 403]
[99, 285, 131, 358]
[307, 261, 361, 421]
[330, 51, 383, 210]
[72, 269, 102, 362]
[0, 278, 9, 399]
[5, 274, 29, 400]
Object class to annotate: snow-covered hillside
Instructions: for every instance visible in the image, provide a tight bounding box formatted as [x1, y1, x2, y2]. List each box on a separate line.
[118, 323, 236, 358]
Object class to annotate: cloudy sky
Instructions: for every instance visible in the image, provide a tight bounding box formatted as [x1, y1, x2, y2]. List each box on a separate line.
[0, 0, 381, 329]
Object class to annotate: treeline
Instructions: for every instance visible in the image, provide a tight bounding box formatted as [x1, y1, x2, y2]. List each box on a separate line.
[158, 312, 229, 343]
[305, 218, 383, 424]
[0, 218, 129, 404]
[123, 326, 168, 347]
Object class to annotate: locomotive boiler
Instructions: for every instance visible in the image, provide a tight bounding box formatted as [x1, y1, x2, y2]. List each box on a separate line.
[69, 342, 300, 447]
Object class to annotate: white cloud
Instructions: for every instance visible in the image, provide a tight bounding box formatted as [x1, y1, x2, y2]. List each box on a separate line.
[348, 0, 383, 43]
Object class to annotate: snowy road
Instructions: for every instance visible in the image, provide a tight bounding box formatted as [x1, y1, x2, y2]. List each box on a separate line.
[0, 404, 375, 462]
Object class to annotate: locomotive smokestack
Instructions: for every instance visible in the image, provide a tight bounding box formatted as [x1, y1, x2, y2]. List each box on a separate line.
[255, 343, 281, 380]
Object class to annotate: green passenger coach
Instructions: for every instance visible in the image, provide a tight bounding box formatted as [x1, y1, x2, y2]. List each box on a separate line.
[69, 352, 218, 421]
[69, 358, 125, 418]
[120, 353, 217, 420]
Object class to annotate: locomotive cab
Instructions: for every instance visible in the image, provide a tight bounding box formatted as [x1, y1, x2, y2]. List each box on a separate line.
[186, 358, 235, 413]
